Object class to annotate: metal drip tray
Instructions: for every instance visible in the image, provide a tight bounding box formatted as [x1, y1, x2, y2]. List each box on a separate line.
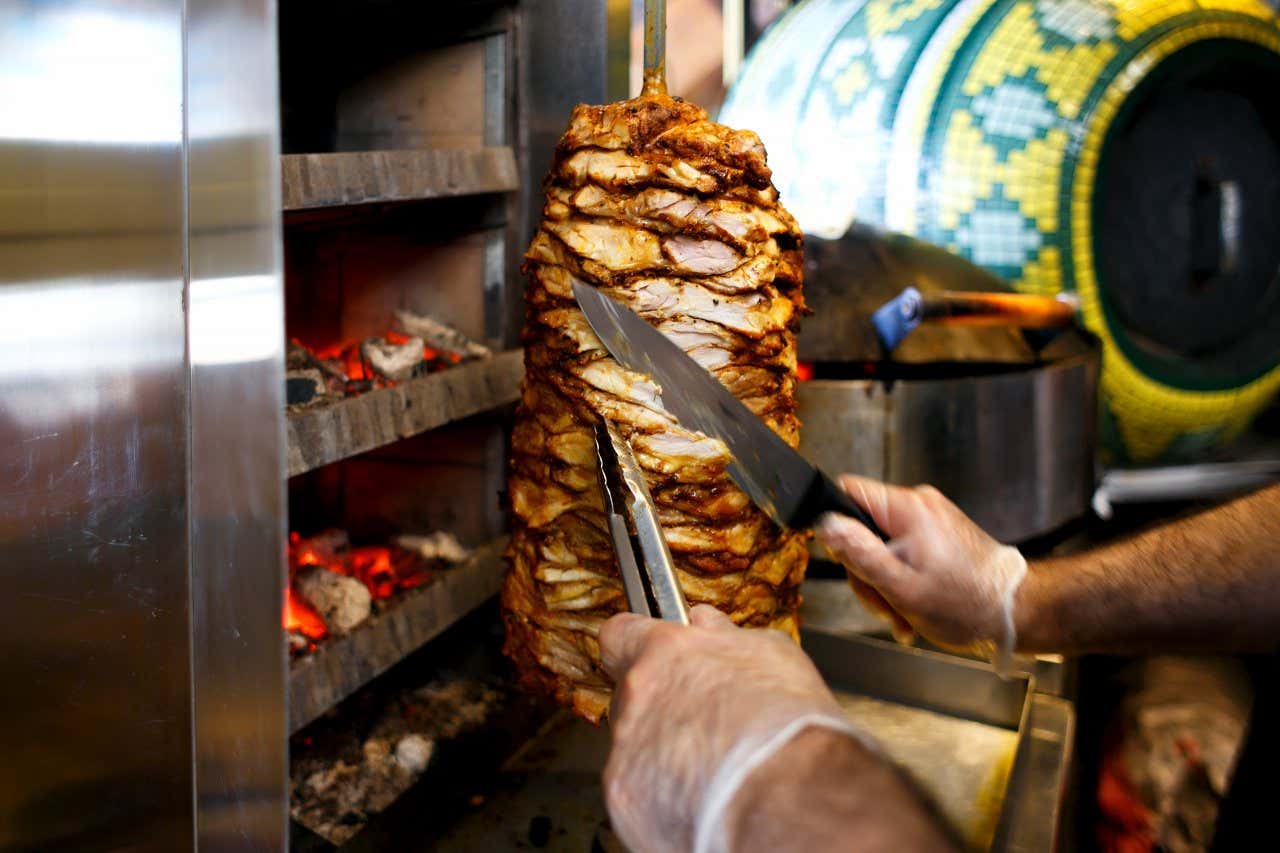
[430, 630, 1071, 851]
[804, 629, 1071, 851]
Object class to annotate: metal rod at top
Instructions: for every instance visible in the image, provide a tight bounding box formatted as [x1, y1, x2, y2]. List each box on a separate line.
[642, 0, 666, 96]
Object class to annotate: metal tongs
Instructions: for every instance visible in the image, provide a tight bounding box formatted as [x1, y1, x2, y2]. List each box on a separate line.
[593, 419, 690, 624]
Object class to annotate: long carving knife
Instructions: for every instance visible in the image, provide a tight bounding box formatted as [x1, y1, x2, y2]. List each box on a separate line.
[573, 281, 887, 540]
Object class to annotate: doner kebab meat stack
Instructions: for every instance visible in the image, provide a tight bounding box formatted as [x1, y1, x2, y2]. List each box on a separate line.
[502, 89, 809, 721]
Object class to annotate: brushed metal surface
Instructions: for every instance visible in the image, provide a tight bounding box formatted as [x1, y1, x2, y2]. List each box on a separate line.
[994, 694, 1074, 852]
[521, 0, 609, 245]
[802, 629, 1029, 730]
[0, 2, 193, 848]
[798, 349, 1099, 544]
[186, 0, 286, 848]
[0, 1, 286, 848]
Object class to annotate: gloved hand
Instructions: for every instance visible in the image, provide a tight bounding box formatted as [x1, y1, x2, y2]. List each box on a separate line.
[599, 604, 868, 853]
[815, 475, 1028, 672]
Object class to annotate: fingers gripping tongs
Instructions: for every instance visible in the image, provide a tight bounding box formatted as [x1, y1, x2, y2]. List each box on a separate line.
[593, 419, 690, 625]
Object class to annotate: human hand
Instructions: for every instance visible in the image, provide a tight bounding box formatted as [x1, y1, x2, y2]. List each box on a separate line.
[599, 605, 863, 853]
[814, 475, 1027, 669]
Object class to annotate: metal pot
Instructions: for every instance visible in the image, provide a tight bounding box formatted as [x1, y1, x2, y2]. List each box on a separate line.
[798, 341, 1099, 544]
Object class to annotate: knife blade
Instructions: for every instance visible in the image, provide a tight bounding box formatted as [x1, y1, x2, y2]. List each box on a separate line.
[573, 280, 886, 539]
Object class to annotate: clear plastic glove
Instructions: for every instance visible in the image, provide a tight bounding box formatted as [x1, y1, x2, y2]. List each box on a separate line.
[815, 475, 1027, 671]
[599, 604, 866, 853]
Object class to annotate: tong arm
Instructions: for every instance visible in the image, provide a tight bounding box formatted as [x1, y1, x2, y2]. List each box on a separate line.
[593, 420, 690, 625]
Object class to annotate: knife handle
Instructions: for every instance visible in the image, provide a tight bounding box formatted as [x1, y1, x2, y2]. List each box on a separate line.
[796, 471, 889, 542]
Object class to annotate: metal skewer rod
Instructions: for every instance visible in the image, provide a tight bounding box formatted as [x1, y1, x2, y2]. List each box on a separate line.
[642, 0, 666, 96]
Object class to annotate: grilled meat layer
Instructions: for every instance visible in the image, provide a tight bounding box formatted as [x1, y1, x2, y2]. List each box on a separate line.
[503, 92, 808, 722]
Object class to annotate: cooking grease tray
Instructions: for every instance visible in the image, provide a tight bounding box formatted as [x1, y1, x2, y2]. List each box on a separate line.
[802, 628, 1071, 851]
[419, 630, 1071, 851]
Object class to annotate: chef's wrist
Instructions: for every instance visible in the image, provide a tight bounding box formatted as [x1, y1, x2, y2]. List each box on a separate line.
[720, 724, 956, 852]
[1013, 560, 1064, 653]
[718, 725, 869, 853]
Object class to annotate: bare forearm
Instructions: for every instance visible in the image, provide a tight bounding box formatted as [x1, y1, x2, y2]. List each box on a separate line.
[1016, 484, 1280, 654]
[724, 728, 957, 853]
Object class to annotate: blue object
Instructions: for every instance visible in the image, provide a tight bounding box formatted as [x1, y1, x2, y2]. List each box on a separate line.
[871, 286, 924, 353]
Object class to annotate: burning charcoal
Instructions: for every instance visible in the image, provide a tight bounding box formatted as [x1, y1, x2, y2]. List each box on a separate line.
[291, 529, 350, 569]
[315, 357, 349, 390]
[286, 369, 325, 405]
[393, 734, 433, 773]
[344, 378, 375, 395]
[360, 335, 424, 382]
[287, 340, 322, 371]
[393, 531, 470, 565]
[395, 309, 492, 360]
[284, 585, 327, 644]
[296, 567, 371, 635]
[287, 630, 313, 655]
[348, 546, 430, 599]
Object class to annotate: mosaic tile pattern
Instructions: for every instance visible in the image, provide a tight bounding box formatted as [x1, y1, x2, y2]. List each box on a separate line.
[723, 0, 1280, 461]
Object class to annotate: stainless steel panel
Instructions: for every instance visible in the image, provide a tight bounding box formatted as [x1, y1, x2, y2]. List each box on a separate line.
[802, 576, 1073, 698]
[803, 630, 1072, 851]
[994, 694, 1074, 852]
[797, 380, 888, 480]
[186, 0, 286, 848]
[521, 0, 610, 243]
[0, 1, 285, 848]
[802, 629, 1029, 730]
[798, 349, 1099, 543]
[889, 355, 1097, 542]
[0, 2, 193, 849]
[483, 228, 508, 346]
[484, 31, 508, 147]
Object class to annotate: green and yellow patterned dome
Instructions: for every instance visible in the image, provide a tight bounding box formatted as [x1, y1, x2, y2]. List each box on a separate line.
[723, 0, 1280, 463]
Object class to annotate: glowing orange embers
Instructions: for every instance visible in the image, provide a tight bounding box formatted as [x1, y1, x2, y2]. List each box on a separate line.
[349, 545, 431, 600]
[285, 311, 491, 408]
[285, 585, 328, 643]
[299, 333, 460, 395]
[283, 529, 440, 655]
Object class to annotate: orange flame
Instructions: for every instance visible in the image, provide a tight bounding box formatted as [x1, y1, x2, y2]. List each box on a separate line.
[284, 585, 327, 641]
[312, 340, 371, 383]
[290, 530, 327, 568]
[284, 529, 432, 651]
[797, 361, 814, 382]
[350, 545, 431, 600]
[296, 328, 462, 394]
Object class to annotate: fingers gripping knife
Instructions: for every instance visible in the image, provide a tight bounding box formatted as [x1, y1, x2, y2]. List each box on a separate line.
[593, 419, 690, 625]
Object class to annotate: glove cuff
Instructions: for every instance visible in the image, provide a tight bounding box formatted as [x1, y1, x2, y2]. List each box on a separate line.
[693, 712, 874, 853]
[992, 545, 1028, 678]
